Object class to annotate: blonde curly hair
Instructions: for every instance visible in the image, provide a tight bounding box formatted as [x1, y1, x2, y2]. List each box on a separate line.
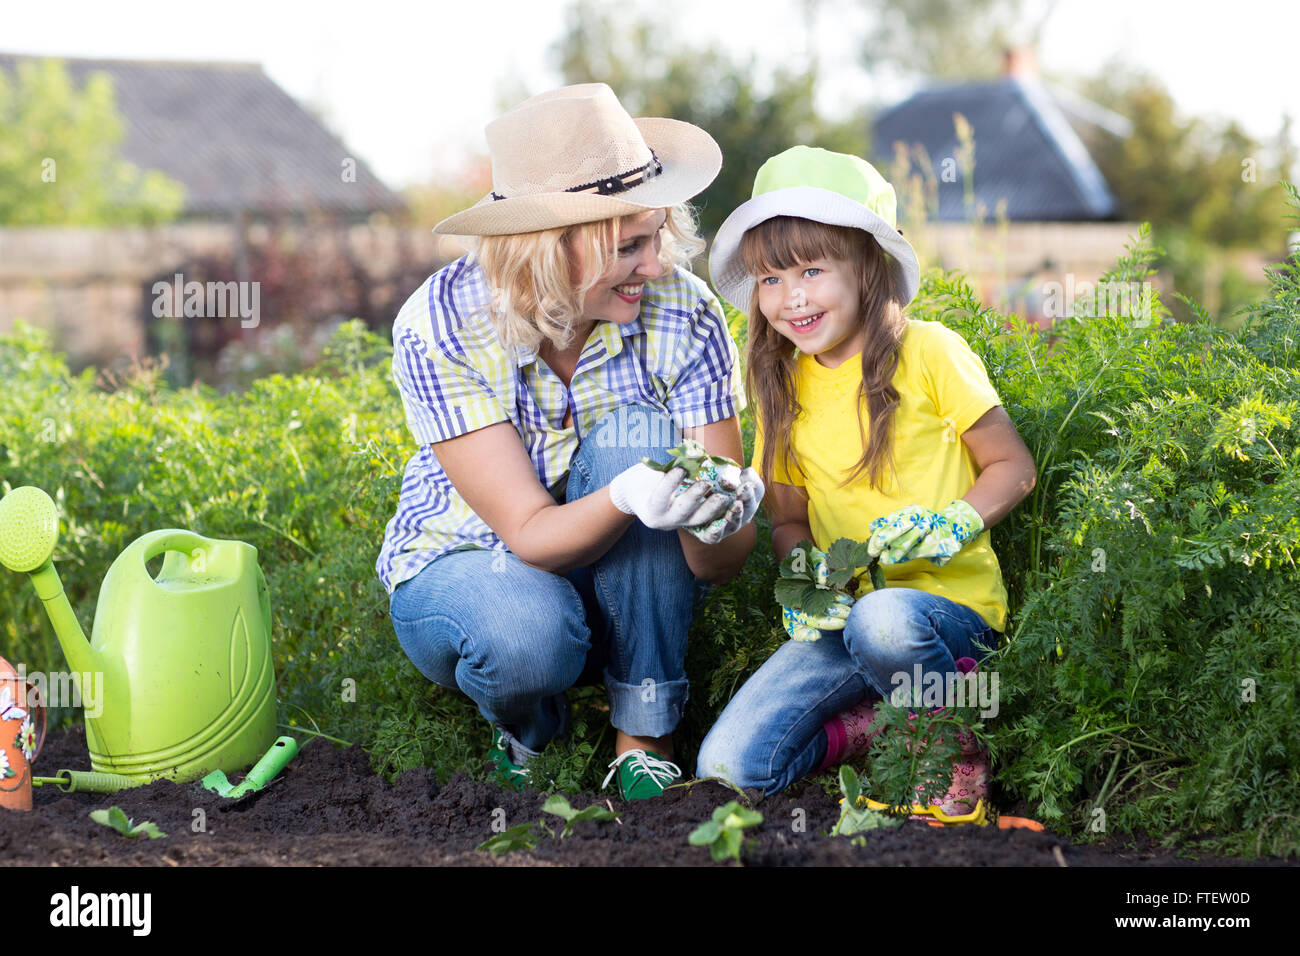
[470, 203, 704, 353]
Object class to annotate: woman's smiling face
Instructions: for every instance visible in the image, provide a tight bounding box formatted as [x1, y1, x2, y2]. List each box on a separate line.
[571, 209, 668, 326]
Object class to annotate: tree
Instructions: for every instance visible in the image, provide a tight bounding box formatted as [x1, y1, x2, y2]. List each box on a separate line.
[0, 58, 185, 225]
[553, 0, 868, 240]
[857, 0, 1035, 81]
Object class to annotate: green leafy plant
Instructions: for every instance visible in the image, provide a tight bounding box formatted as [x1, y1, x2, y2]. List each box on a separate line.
[475, 822, 545, 856]
[89, 807, 166, 839]
[688, 800, 763, 864]
[832, 766, 904, 836]
[542, 794, 619, 838]
[776, 536, 885, 618]
[865, 700, 976, 813]
[641, 438, 741, 483]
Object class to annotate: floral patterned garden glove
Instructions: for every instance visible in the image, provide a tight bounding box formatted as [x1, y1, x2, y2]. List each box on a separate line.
[781, 546, 854, 642]
[868, 501, 984, 566]
[906, 500, 985, 566]
[867, 505, 940, 564]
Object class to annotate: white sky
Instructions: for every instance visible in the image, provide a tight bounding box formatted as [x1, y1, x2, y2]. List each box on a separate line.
[4, 0, 1297, 189]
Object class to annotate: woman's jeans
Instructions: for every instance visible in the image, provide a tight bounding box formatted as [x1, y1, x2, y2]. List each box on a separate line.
[696, 587, 998, 796]
[388, 405, 709, 765]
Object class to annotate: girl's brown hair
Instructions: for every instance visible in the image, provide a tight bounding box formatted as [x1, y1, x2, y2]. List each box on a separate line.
[741, 216, 908, 495]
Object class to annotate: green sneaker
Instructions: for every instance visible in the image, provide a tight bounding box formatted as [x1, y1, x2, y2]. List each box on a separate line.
[487, 728, 531, 792]
[602, 749, 682, 800]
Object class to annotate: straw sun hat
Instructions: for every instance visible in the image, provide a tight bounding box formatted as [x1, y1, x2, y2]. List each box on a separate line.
[434, 83, 722, 237]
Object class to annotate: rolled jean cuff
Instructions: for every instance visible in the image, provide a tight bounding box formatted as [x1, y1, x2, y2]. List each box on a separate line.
[605, 672, 689, 739]
[495, 724, 542, 767]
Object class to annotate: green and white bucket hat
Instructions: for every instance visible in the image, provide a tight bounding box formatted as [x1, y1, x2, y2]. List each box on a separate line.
[709, 145, 920, 312]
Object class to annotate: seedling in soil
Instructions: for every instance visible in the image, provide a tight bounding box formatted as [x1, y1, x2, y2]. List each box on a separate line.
[688, 800, 763, 864]
[832, 766, 903, 837]
[542, 794, 619, 838]
[776, 537, 886, 618]
[89, 806, 166, 839]
[476, 822, 546, 855]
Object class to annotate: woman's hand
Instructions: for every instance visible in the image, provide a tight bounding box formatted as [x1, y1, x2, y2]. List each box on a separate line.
[609, 463, 731, 530]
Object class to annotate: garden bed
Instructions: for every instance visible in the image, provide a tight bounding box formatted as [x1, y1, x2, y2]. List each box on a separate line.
[0, 726, 1273, 867]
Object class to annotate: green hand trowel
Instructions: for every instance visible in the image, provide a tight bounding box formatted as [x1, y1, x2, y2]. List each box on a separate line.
[0, 486, 278, 785]
[201, 736, 298, 799]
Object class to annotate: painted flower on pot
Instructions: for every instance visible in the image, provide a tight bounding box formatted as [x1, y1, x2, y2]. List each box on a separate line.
[15, 717, 37, 762]
[0, 747, 11, 780]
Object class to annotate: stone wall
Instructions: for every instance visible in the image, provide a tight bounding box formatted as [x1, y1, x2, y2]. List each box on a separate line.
[0, 223, 464, 371]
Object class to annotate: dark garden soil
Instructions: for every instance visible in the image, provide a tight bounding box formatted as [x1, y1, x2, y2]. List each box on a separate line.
[0, 725, 1284, 867]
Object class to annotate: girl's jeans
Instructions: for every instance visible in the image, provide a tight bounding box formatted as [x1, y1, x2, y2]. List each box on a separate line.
[696, 587, 998, 796]
[388, 405, 709, 764]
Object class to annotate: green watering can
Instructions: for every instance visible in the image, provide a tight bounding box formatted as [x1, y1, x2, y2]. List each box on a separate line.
[0, 486, 277, 783]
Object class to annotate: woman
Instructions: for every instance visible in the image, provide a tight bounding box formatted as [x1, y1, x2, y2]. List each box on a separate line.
[376, 84, 763, 799]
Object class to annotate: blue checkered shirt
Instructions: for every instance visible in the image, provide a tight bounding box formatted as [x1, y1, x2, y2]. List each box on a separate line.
[376, 255, 745, 595]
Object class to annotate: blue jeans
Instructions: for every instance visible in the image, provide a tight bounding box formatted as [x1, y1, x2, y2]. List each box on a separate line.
[695, 587, 998, 796]
[389, 405, 709, 762]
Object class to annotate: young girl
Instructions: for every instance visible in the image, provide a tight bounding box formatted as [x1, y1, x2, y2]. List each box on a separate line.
[696, 146, 1037, 818]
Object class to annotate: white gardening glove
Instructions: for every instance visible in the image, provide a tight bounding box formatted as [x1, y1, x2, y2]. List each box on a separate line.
[681, 466, 765, 544]
[608, 463, 729, 531]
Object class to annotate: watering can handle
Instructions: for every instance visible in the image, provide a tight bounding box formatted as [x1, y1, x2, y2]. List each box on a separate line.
[134, 530, 213, 580]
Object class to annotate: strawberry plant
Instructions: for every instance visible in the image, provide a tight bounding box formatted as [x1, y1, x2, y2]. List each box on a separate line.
[541, 794, 619, 838]
[688, 800, 763, 864]
[89, 807, 166, 839]
[775, 537, 885, 617]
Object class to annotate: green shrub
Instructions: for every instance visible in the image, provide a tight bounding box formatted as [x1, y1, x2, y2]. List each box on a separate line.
[2, 187, 1297, 857]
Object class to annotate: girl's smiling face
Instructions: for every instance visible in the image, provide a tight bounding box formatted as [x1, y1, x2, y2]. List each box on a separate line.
[756, 256, 864, 368]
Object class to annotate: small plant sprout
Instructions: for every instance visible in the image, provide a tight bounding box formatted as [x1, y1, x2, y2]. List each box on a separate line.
[89, 807, 166, 839]
[688, 800, 763, 864]
[476, 822, 545, 855]
[542, 794, 619, 838]
[832, 766, 903, 837]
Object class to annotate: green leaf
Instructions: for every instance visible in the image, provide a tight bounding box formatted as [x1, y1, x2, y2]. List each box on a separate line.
[476, 822, 541, 855]
[774, 578, 811, 607]
[824, 567, 856, 591]
[89, 806, 166, 839]
[838, 765, 862, 806]
[800, 586, 839, 619]
[825, 537, 858, 569]
[541, 794, 578, 822]
[688, 821, 722, 845]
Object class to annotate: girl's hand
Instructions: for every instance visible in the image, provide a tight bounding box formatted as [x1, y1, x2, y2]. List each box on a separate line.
[867, 505, 939, 564]
[782, 598, 853, 642]
[906, 500, 984, 566]
[868, 501, 984, 566]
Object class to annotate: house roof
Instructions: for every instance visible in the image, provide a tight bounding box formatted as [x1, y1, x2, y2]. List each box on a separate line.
[873, 75, 1122, 221]
[0, 53, 405, 218]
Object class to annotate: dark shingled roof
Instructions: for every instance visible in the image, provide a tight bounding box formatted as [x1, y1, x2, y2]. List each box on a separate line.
[873, 76, 1118, 221]
[0, 53, 406, 218]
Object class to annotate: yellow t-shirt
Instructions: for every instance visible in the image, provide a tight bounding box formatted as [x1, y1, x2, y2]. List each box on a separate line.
[753, 319, 1009, 632]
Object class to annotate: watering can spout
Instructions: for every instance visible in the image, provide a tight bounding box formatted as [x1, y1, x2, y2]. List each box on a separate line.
[0, 486, 104, 676]
[30, 565, 103, 675]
